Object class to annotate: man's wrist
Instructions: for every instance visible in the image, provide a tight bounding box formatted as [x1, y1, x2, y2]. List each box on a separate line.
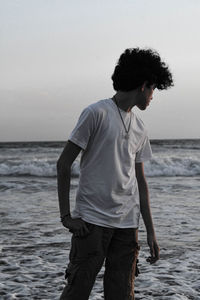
[60, 213, 71, 223]
[147, 229, 155, 236]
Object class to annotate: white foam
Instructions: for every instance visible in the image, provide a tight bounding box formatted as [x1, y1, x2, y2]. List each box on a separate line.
[144, 156, 200, 177]
[1, 155, 199, 177]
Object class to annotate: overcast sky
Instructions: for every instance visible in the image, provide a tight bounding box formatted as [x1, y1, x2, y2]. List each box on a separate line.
[1, 0, 200, 141]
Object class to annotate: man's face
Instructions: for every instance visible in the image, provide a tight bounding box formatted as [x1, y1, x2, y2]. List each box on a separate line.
[136, 84, 156, 110]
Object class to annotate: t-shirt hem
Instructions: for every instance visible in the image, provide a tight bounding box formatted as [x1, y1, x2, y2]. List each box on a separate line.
[68, 137, 86, 150]
[79, 216, 139, 229]
[135, 155, 152, 163]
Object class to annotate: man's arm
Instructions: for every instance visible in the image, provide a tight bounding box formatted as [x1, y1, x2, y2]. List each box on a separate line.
[135, 162, 160, 264]
[57, 140, 89, 237]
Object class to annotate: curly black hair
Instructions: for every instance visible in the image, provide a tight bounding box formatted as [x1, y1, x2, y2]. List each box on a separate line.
[111, 48, 173, 91]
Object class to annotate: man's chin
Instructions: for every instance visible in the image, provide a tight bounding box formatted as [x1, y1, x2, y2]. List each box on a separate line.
[136, 104, 147, 111]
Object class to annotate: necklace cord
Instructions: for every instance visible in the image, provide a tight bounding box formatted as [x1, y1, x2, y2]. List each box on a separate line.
[113, 96, 132, 135]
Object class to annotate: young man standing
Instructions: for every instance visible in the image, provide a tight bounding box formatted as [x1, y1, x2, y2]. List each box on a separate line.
[57, 48, 173, 300]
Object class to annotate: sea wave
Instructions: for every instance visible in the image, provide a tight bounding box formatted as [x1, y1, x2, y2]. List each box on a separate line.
[144, 157, 200, 177]
[0, 157, 200, 177]
[0, 160, 80, 177]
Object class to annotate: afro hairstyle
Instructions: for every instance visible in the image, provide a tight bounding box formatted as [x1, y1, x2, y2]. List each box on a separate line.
[111, 48, 173, 91]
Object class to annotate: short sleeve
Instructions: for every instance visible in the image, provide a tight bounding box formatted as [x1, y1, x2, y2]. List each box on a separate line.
[69, 107, 95, 150]
[135, 135, 152, 163]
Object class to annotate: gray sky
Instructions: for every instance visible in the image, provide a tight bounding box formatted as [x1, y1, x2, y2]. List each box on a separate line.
[1, 0, 200, 141]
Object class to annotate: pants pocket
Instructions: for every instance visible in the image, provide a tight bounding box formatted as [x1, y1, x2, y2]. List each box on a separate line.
[65, 262, 79, 285]
[84, 222, 95, 233]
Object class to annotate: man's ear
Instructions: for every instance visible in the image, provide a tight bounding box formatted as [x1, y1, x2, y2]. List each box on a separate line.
[141, 82, 147, 92]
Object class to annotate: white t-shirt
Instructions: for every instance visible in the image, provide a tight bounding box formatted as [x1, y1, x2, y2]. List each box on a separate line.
[69, 99, 152, 228]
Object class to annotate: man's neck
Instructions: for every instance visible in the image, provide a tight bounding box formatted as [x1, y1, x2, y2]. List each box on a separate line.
[112, 90, 139, 112]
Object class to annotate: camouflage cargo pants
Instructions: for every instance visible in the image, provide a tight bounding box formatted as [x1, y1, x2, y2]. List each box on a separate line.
[60, 222, 140, 300]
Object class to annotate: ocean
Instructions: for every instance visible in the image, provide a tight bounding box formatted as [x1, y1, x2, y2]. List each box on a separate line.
[0, 139, 200, 300]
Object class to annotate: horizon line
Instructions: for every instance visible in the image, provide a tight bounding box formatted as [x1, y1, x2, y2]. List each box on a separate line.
[0, 137, 200, 143]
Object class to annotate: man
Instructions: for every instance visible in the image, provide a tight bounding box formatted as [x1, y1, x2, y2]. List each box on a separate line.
[57, 48, 173, 300]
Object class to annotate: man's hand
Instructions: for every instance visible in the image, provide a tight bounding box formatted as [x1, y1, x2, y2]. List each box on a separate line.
[62, 215, 89, 237]
[146, 233, 160, 264]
